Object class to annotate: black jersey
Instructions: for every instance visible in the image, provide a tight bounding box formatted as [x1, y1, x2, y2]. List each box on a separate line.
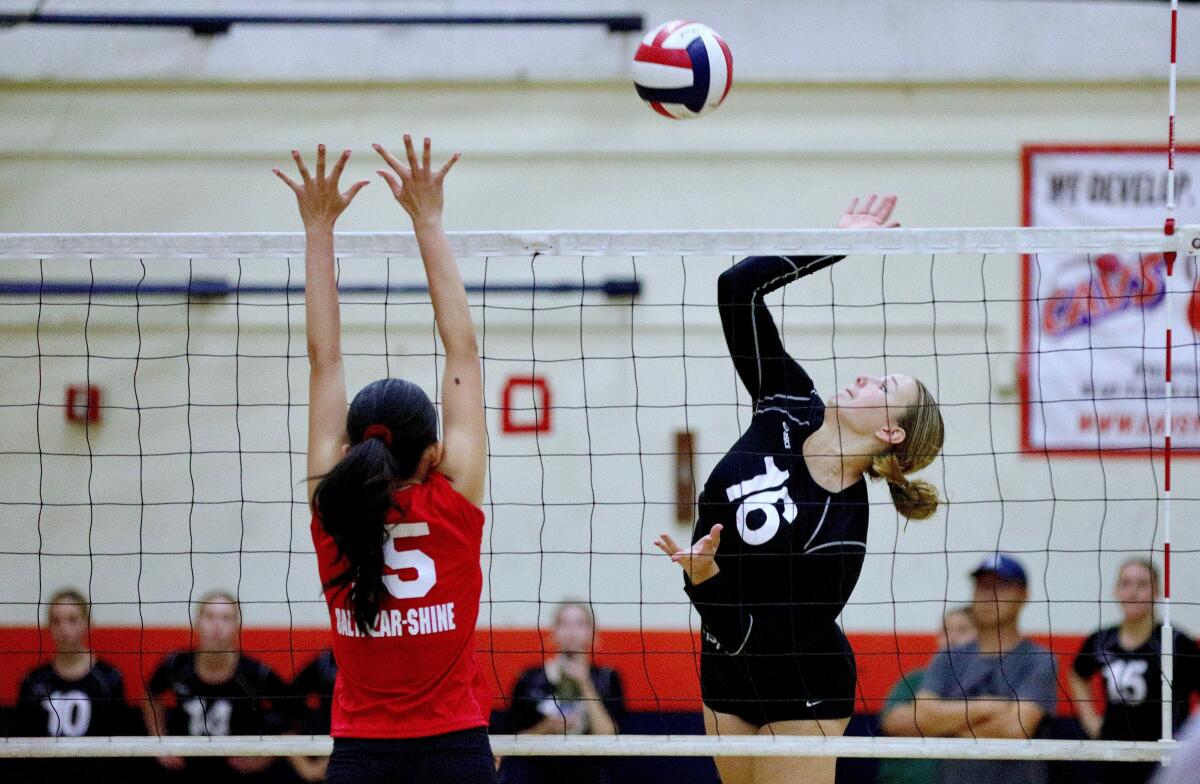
[16, 659, 126, 737]
[292, 648, 338, 735]
[684, 254, 869, 660]
[14, 660, 132, 782]
[1073, 624, 1200, 740]
[147, 651, 289, 738]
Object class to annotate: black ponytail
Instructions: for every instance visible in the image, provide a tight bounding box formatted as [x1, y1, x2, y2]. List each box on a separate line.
[314, 378, 438, 635]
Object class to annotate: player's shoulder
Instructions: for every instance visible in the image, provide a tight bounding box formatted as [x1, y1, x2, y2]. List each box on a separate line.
[316, 649, 338, 678]
[1015, 636, 1054, 656]
[163, 650, 198, 678]
[237, 653, 281, 685]
[1172, 626, 1200, 652]
[19, 662, 55, 690]
[1085, 625, 1119, 650]
[91, 659, 125, 686]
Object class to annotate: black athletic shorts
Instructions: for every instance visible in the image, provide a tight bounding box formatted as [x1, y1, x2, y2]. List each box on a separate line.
[700, 623, 857, 725]
[325, 727, 496, 784]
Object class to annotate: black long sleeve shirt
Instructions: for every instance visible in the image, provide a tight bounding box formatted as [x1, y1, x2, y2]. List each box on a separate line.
[685, 255, 870, 657]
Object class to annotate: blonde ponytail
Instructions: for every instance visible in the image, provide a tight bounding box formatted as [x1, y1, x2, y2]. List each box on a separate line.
[866, 381, 944, 521]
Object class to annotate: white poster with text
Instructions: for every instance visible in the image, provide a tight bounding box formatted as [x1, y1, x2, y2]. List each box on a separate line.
[1022, 146, 1200, 454]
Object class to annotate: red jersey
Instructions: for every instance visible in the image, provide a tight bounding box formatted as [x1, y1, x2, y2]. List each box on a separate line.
[311, 470, 491, 738]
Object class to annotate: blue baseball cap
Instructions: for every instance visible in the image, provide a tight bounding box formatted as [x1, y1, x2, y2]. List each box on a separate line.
[971, 553, 1028, 586]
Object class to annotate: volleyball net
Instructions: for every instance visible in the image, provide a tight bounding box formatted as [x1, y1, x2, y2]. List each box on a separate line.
[0, 226, 1196, 763]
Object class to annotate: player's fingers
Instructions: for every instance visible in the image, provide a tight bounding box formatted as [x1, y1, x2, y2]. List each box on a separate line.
[659, 533, 680, 554]
[372, 143, 408, 177]
[875, 194, 897, 221]
[329, 148, 351, 185]
[846, 196, 859, 215]
[342, 179, 370, 203]
[423, 137, 432, 172]
[316, 144, 326, 181]
[708, 523, 723, 551]
[861, 193, 877, 215]
[292, 150, 313, 186]
[376, 169, 403, 197]
[436, 152, 461, 181]
[404, 134, 420, 172]
[885, 221, 901, 229]
[272, 168, 301, 194]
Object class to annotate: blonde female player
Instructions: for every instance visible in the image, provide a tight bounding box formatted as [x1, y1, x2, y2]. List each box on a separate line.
[275, 137, 493, 784]
[655, 196, 945, 784]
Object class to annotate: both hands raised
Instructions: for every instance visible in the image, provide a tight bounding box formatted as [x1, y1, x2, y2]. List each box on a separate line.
[274, 136, 460, 232]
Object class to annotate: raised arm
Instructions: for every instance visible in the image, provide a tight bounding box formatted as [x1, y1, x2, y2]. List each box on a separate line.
[375, 137, 485, 505]
[718, 194, 898, 403]
[718, 254, 835, 404]
[274, 146, 369, 504]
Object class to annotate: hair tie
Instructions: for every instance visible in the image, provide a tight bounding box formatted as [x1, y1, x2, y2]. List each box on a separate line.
[362, 424, 393, 447]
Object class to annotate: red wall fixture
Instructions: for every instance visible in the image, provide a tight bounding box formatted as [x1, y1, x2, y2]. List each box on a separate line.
[501, 376, 551, 434]
[65, 384, 101, 423]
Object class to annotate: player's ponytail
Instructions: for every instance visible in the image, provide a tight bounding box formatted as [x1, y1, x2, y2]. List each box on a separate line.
[314, 378, 439, 635]
[867, 379, 944, 521]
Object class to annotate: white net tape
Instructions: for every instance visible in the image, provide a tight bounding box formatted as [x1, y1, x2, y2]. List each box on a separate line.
[0, 735, 1177, 761]
[0, 226, 1193, 258]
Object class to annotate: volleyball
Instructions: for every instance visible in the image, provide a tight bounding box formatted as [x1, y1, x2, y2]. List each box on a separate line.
[632, 20, 733, 119]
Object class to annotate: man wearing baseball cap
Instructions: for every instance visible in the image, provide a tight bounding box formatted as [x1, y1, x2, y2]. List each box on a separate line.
[913, 553, 1058, 784]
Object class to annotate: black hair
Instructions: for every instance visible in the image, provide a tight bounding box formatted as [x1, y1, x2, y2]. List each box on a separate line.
[314, 378, 438, 635]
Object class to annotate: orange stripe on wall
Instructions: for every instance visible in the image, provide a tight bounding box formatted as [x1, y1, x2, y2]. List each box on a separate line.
[0, 627, 1090, 716]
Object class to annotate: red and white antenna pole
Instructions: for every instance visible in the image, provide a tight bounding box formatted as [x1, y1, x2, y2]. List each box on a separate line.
[1161, 0, 1178, 747]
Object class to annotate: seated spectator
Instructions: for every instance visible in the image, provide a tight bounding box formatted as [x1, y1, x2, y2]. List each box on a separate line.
[15, 589, 131, 781]
[914, 554, 1058, 784]
[508, 601, 625, 784]
[1069, 558, 1200, 784]
[143, 590, 289, 782]
[878, 605, 977, 783]
[289, 648, 337, 783]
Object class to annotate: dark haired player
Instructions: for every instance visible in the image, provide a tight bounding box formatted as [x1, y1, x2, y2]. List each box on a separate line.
[656, 196, 946, 784]
[276, 137, 492, 784]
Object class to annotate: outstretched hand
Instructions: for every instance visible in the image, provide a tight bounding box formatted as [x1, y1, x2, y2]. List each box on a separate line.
[274, 145, 369, 233]
[838, 194, 900, 229]
[655, 524, 723, 585]
[374, 135, 461, 226]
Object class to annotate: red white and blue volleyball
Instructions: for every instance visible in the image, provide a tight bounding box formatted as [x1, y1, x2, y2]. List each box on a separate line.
[633, 20, 733, 119]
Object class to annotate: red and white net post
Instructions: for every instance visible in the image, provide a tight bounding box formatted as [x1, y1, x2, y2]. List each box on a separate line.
[1161, 0, 1180, 747]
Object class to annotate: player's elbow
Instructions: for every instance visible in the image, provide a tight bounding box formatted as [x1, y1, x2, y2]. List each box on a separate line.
[1012, 706, 1047, 739]
[717, 263, 749, 304]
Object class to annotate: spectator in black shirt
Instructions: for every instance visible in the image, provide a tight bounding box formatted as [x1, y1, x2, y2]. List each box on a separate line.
[289, 648, 337, 782]
[1070, 558, 1200, 784]
[15, 589, 130, 781]
[143, 590, 289, 783]
[508, 601, 625, 784]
